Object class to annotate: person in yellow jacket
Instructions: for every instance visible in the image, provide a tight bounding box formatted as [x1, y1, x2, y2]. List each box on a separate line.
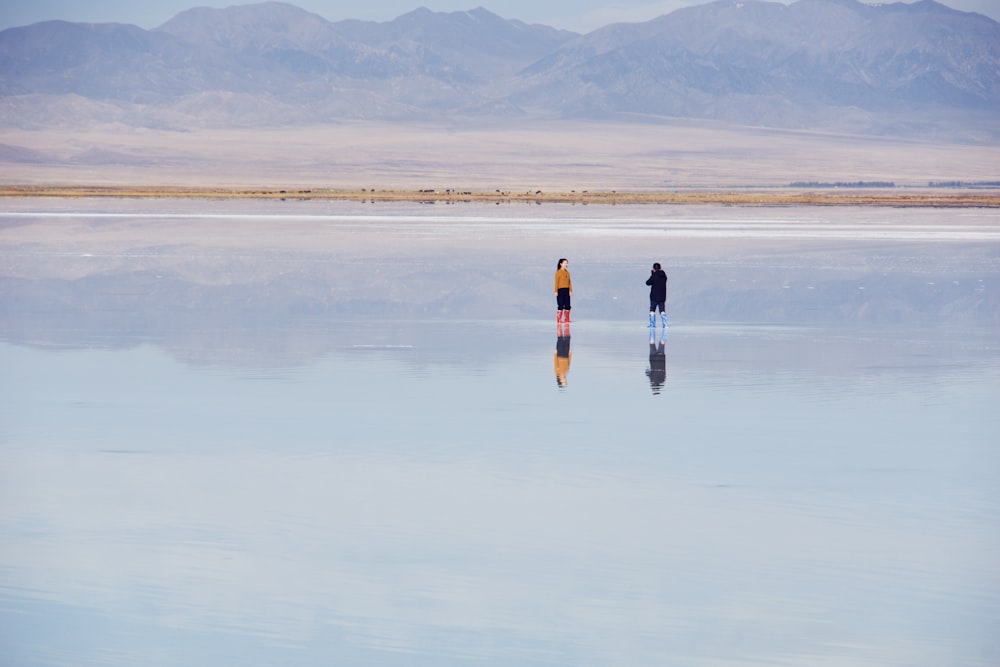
[554, 258, 572, 322]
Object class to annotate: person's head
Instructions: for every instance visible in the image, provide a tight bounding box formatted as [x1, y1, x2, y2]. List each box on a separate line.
[557, 258, 568, 270]
[652, 262, 661, 271]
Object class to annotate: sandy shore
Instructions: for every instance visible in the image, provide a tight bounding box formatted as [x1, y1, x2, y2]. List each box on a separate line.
[2, 185, 999, 207]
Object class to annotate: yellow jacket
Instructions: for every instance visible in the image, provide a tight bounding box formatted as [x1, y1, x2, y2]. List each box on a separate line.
[554, 268, 572, 293]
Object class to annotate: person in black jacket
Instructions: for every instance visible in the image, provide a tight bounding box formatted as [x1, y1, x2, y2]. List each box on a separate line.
[646, 262, 668, 328]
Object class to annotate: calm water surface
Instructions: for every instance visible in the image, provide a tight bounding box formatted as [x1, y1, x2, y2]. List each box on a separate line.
[1, 200, 998, 666]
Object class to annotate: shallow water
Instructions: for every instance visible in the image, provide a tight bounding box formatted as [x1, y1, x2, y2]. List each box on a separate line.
[1, 200, 998, 666]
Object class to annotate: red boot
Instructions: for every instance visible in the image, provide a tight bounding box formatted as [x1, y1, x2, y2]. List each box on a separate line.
[563, 310, 572, 323]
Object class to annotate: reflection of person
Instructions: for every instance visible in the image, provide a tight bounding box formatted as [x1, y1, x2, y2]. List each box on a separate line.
[554, 258, 572, 323]
[555, 324, 572, 387]
[646, 328, 667, 394]
[645, 262, 668, 328]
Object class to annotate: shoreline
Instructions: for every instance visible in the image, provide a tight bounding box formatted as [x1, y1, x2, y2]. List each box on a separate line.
[2, 185, 999, 207]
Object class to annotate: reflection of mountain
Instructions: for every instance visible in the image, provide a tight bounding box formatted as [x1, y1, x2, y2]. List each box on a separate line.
[579, 259, 1000, 327]
[3, 261, 996, 366]
[0, 271, 549, 367]
[672, 271, 1000, 326]
[3, 205, 998, 367]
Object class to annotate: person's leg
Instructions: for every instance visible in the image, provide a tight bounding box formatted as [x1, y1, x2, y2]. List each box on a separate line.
[557, 289, 571, 322]
[560, 289, 572, 322]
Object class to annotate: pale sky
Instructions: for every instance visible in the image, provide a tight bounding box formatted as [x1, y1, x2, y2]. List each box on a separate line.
[0, 0, 996, 33]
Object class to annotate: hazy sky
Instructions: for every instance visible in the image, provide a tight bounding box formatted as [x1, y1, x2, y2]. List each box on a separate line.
[0, 0, 996, 33]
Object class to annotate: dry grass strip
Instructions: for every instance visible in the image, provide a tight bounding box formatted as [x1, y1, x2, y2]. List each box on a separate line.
[2, 186, 998, 207]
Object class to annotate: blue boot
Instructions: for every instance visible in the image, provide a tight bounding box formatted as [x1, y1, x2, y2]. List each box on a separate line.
[648, 312, 656, 327]
[661, 312, 669, 328]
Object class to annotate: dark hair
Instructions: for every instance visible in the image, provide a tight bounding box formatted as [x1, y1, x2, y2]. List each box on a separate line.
[557, 258, 568, 269]
[653, 262, 661, 270]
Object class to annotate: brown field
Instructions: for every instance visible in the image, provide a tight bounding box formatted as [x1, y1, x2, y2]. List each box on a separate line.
[1, 184, 998, 207]
[1, 119, 998, 204]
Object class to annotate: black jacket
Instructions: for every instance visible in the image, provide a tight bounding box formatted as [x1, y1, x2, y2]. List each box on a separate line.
[646, 269, 668, 302]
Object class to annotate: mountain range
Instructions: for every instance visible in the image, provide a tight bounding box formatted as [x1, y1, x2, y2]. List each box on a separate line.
[1, 0, 998, 137]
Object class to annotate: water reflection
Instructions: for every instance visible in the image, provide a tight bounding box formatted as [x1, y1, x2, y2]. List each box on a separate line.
[554, 322, 571, 388]
[646, 327, 668, 394]
[1, 200, 998, 667]
[3, 322, 998, 667]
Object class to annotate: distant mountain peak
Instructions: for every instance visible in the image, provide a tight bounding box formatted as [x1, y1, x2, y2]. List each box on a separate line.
[156, 1, 344, 55]
[0, 0, 995, 139]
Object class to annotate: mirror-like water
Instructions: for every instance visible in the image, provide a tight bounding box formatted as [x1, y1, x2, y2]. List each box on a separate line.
[1, 200, 998, 666]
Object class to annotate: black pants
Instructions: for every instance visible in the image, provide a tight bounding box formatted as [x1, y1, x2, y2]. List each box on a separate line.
[557, 288, 571, 310]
